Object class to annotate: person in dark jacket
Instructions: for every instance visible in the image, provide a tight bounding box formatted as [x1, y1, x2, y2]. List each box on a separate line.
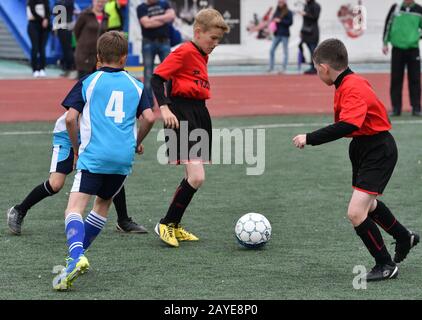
[268, 0, 293, 73]
[383, 0, 422, 117]
[53, 0, 75, 78]
[74, 0, 108, 79]
[297, 0, 321, 74]
[27, 0, 50, 77]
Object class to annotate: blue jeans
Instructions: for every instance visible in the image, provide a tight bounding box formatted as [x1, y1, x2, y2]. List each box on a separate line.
[142, 38, 171, 105]
[305, 42, 318, 70]
[269, 36, 289, 71]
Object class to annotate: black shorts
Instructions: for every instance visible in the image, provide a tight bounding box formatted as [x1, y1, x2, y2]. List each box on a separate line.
[349, 131, 397, 195]
[71, 170, 126, 200]
[165, 97, 212, 164]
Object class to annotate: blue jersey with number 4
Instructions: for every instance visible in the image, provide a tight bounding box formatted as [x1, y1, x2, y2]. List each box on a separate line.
[61, 67, 151, 175]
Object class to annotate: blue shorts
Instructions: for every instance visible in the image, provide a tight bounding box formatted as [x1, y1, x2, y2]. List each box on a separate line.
[71, 170, 126, 200]
[49, 145, 74, 175]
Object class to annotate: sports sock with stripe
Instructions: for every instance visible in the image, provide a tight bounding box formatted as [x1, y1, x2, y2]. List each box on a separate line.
[368, 200, 409, 242]
[355, 217, 393, 265]
[16, 180, 57, 216]
[65, 212, 85, 259]
[83, 211, 107, 250]
[113, 186, 129, 222]
[161, 179, 197, 224]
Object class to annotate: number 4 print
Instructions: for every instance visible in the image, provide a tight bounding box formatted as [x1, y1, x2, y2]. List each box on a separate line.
[105, 91, 125, 123]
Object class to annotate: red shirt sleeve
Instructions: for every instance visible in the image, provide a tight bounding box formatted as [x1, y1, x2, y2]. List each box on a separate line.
[153, 47, 185, 80]
[338, 88, 368, 129]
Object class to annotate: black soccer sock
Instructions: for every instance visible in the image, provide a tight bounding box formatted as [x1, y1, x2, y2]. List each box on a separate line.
[16, 180, 57, 217]
[355, 217, 393, 265]
[113, 186, 129, 222]
[161, 179, 197, 225]
[368, 200, 409, 242]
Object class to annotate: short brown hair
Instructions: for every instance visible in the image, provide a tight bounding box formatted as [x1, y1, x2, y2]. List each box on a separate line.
[193, 8, 230, 33]
[97, 31, 128, 64]
[312, 38, 348, 71]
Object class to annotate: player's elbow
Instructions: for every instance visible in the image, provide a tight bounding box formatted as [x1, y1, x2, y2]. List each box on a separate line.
[65, 116, 76, 127]
[65, 110, 79, 129]
[144, 111, 155, 125]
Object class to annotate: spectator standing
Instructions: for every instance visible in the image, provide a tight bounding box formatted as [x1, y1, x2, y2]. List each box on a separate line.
[74, 0, 108, 79]
[383, 0, 422, 117]
[105, 0, 124, 31]
[268, 0, 293, 73]
[53, 0, 75, 78]
[27, 0, 50, 78]
[137, 0, 176, 106]
[297, 0, 321, 75]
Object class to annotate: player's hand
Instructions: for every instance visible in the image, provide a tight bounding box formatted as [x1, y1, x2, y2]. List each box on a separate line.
[293, 134, 307, 149]
[136, 143, 144, 154]
[160, 105, 179, 129]
[382, 45, 389, 55]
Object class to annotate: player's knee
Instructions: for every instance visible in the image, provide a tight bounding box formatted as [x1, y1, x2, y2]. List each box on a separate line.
[188, 174, 205, 189]
[48, 178, 64, 193]
[368, 199, 378, 213]
[347, 209, 365, 226]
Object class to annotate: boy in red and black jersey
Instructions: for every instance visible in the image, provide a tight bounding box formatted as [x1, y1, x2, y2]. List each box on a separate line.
[293, 39, 419, 282]
[150, 8, 230, 247]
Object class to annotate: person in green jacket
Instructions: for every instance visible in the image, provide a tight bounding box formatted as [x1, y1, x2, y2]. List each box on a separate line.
[105, 0, 123, 31]
[383, 0, 422, 116]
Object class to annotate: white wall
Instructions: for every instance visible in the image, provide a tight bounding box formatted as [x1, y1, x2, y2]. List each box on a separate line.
[129, 0, 400, 64]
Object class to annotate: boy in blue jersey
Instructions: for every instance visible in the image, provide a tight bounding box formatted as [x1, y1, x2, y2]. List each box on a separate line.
[7, 113, 149, 235]
[53, 31, 154, 291]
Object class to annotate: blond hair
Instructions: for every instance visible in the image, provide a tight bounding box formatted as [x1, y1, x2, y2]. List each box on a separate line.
[193, 8, 230, 33]
[97, 31, 128, 64]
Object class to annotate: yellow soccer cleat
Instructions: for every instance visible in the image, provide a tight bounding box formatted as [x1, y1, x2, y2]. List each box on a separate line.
[154, 223, 179, 247]
[52, 255, 90, 291]
[174, 224, 199, 241]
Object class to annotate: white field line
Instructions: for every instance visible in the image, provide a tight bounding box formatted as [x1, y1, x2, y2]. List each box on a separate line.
[1, 120, 422, 136]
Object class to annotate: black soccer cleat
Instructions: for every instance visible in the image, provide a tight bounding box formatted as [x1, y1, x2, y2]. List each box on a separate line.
[365, 263, 398, 282]
[116, 217, 148, 234]
[7, 206, 25, 235]
[393, 231, 419, 263]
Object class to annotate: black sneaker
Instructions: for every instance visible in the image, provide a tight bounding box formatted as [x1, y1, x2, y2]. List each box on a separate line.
[393, 231, 419, 263]
[389, 111, 401, 117]
[412, 111, 422, 117]
[7, 206, 25, 235]
[365, 263, 398, 282]
[116, 217, 148, 234]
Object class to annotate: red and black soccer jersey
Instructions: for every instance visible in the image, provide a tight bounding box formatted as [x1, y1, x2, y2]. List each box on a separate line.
[334, 72, 391, 137]
[154, 41, 210, 100]
[305, 68, 398, 196]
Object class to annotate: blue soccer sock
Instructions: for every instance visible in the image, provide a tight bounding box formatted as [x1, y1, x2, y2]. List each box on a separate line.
[83, 210, 107, 250]
[65, 212, 85, 260]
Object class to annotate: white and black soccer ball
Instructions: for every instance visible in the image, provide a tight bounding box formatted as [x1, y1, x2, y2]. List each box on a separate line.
[235, 213, 271, 248]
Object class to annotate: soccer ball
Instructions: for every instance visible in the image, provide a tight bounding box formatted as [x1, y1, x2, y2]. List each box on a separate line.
[235, 213, 271, 248]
